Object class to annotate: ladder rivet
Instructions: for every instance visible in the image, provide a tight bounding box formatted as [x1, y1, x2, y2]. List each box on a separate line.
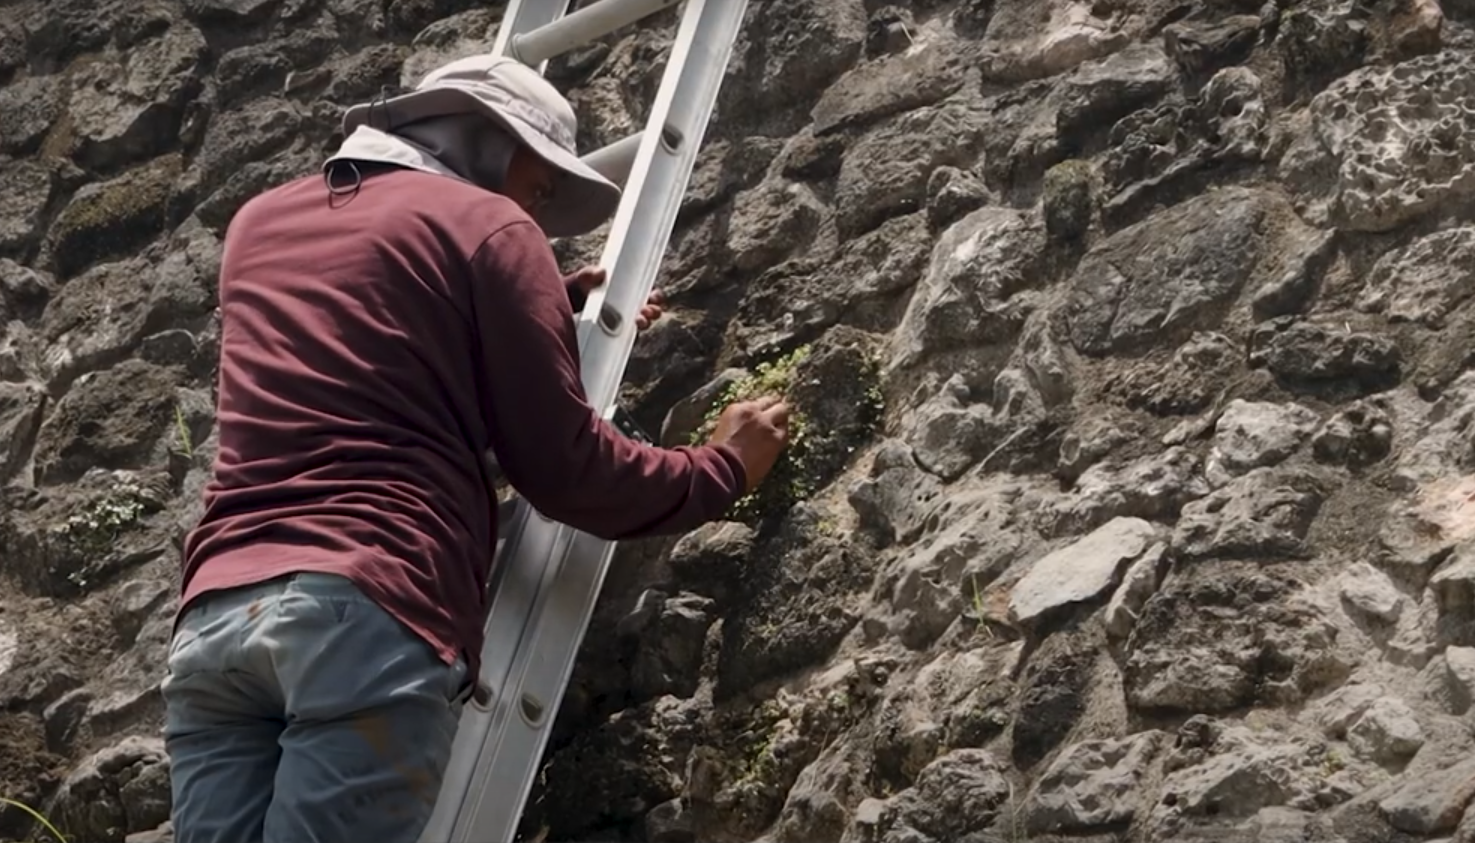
[520, 693, 546, 725]
[598, 302, 623, 335]
[659, 125, 684, 153]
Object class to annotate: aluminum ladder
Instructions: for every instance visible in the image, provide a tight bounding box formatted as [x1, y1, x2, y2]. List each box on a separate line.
[416, 0, 750, 840]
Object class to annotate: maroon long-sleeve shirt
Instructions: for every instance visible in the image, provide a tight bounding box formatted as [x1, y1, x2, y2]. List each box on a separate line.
[179, 164, 746, 680]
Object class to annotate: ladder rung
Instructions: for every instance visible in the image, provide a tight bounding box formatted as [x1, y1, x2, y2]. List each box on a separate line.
[581, 131, 644, 187]
[511, 0, 681, 65]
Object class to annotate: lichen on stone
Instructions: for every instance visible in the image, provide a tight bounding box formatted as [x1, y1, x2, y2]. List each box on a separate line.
[692, 337, 884, 523]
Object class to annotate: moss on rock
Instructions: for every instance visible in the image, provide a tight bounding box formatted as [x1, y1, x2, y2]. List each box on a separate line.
[47, 154, 181, 278]
[691, 330, 885, 522]
[1042, 158, 1095, 242]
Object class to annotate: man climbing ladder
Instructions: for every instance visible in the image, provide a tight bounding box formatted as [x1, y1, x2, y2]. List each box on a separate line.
[162, 2, 762, 842]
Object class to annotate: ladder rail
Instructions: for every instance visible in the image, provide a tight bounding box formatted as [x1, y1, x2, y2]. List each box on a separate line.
[511, 0, 683, 65]
[419, 0, 750, 840]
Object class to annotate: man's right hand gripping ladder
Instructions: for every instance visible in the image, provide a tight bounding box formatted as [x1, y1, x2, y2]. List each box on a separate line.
[416, 1, 750, 841]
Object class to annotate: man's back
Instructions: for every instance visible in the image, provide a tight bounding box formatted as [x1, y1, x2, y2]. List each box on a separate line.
[182, 167, 516, 672]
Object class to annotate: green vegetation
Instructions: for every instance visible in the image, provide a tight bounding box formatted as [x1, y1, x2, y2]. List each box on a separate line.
[0, 796, 67, 843]
[43, 480, 154, 592]
[690, 341, 887, 523]
[49, 155, 179, 277]
[173, 403, 194, 458]
[691, 346, 815, 522]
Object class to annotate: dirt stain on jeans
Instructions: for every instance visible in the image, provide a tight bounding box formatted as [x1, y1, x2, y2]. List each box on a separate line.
[349, 712, 439, 810]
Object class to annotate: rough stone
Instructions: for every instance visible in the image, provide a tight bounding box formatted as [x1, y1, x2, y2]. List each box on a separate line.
[8, 0, 1475, 840]
[1208, 399, 1321, 480]
[1346, 696, 1425, 764]
[1065, 188, 1299, 356]
[1172, 467, 1330, 560]
[1358, 227, 1475, 328]
[1025, 731, 1164, 833]
[889, 205, 1046, 373]
[1378, 755, 1475, 834]
[1008, 516, 1158, 627]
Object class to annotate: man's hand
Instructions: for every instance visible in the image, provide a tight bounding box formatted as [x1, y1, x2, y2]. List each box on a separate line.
[566, 266, 666, 332]
[707, 396, 791, 494]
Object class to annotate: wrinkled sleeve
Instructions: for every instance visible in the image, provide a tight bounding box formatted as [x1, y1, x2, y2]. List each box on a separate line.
[466, 219, 745, 540]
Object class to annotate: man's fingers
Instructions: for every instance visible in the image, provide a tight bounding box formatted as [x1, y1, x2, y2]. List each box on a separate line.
[764, 402, 791, 427]
[648, 289, 667, 305]
[572, 266, 607, 291]
[749, 395, 782, 412]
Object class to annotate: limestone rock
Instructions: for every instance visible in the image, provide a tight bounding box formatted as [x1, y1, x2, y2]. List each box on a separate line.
[0, 160, 55, 258]
[66, 22, 207, 171]
[1346, 696, 1424, 764]
[1025, 731, 1164, 833]
[1172, 467, 1330, 561]
[1064, 188, 1299, 356]
[889, 205, 1046, 372]
[835, 102, 987, 238]
[1126, 572, 1349, 713]
[48, 735, 172, 843]
[1208, 399, 1320, 479]
[1358, 227, 1475, 328]
[1008, 516, 1158, 627]
[1310, 51, 1475, 232]
[1378, 755, 1475, 833]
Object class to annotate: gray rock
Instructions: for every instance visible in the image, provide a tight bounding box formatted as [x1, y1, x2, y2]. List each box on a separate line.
[1311, 51, 1475, 232]
[1147, 727, 1330, 836]
[1008, 516, 1158, 627]
[811, 44, 966, 136]
[49, 735, 172, 843]
[1338, 562, 1404, 624]
[835, 101, 987, 238]
[847, 439, 941, 546]
[1104, 542, 1167, 641]
[1127, 573, 1349, 713]
[726, 180, 825, 272]
[67, 23, 207, 170]
[621, 590, 715, 702]
[897, 377, 992, 481]
[1025, 731, 1165, 833]
[889, 205, 1045, 372]
[1200, 67, 1269, 161]
[0, 380, 45, 483]
[1445, 647, 1475, 714]
[889, 748, 1011, 840]
[1172, 467, 1329, 561]
[1307, 682, 1384, 739]
[884, 488, 1021, 648]
[0, 619, 16, 678]
[1377, 755, 1475, 833]
[1358, 227, 1475, 328]
[0, 160, 54, 257]
[1346, 696, 1425, 764]
[1047, 446, 1210, 537]
[0, 74, 64, 156]
[1163, 16, 1260, 76]
[1312, 401, 1393, 467]
[1065, 188, 1296, 356]
[1208, 399, 1320, 478]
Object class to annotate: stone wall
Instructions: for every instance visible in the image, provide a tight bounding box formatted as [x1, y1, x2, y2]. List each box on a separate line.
[6, 0, 1475, 841]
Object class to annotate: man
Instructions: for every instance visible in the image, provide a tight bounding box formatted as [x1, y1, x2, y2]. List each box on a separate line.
[162, 54, 790, 843]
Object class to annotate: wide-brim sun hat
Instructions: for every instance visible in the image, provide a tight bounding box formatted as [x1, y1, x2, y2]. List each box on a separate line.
[341, 54, 621, 239]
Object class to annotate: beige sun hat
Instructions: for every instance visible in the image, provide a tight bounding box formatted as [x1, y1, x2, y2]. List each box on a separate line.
[341, 54, 621, 238]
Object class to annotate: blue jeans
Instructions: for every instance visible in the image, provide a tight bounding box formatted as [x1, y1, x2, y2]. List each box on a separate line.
[162, 572, 470, 843]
